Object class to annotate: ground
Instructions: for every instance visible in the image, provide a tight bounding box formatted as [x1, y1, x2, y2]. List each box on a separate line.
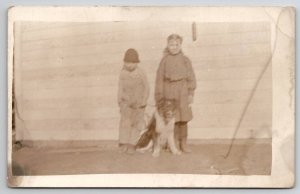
[11, 139, 271, 176]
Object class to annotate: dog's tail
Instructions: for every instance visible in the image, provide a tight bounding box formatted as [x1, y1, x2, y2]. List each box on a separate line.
[135, 115, 156, 149]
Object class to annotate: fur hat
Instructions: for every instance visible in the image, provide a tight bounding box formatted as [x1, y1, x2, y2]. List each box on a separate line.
[124, 48, 140, 63]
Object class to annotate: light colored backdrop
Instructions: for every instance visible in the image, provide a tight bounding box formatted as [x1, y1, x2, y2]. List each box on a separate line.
[14, 21, 272, 141]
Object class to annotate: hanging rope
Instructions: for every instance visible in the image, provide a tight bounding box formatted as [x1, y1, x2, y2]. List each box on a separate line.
[222, 8, 289, 158]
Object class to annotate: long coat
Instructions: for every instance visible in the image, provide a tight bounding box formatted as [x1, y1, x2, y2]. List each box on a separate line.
[155, 52, 196, 122]
[118, 66, 150, 145]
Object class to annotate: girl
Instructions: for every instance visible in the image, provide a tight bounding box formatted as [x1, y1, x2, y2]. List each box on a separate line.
[118, 48, 150, 154]
[155, 34, 197, 153]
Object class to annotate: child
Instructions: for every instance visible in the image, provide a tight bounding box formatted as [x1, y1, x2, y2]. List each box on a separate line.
[155, 34, 197, 153]
[118, 48, 150, 154]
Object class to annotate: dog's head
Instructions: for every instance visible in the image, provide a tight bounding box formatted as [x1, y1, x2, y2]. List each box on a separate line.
[157, 99, 177, 123]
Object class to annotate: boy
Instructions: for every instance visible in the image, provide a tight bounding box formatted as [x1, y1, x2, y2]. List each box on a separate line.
[118, 48, 150, 154]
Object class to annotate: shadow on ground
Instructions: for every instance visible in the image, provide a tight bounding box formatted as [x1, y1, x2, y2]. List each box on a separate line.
[11, 139, 271, 176]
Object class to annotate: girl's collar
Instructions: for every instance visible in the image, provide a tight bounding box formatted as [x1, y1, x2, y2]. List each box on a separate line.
[164, 49, 183, 57]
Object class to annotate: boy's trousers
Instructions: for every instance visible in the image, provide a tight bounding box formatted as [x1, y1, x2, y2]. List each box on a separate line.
[119, 105, 145, 146]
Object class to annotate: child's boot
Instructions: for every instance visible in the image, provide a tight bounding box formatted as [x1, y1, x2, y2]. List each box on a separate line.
[126, 144, 136, 154]
[119, 143, 128, 153]
[180, 138, 192, 153]
[174, 122, 181, 150]
[180, 122, 192, 153]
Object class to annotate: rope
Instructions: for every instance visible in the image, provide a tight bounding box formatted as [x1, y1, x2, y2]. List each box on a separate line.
[222, 7, 289, 158]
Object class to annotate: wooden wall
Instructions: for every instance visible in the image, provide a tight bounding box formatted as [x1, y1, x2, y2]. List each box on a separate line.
[14, 21, 272, 140]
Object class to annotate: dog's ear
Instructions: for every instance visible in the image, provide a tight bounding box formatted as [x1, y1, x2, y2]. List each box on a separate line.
[156, 98, 166, 113]
[157, 98, 165, 108]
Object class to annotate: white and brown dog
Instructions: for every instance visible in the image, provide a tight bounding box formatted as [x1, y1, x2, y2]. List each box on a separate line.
[135, 99, 181, 157]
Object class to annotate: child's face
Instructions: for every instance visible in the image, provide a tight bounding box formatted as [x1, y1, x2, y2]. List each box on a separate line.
[167, 39, 182, 55]
[124, 62, 138, 72]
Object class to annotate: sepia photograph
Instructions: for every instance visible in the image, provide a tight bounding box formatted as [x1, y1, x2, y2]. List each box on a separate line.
[7, 6, 295, 188]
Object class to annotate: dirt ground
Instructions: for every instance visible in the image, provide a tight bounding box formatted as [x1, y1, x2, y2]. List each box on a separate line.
[11, 139, 271, 176]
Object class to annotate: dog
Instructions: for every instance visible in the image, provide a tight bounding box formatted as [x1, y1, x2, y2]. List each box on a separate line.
[135, 99, 181, 157]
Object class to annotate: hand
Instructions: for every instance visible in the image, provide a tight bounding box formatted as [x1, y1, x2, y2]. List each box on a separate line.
[188, 95, 194, 104]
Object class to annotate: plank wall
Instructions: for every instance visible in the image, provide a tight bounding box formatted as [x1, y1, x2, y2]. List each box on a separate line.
[14, 21, 272, 140]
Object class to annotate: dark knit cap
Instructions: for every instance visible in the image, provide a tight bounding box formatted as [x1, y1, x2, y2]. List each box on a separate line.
[124, 48, 140, 63]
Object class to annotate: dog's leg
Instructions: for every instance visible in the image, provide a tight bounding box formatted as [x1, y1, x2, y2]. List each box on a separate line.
[144, 140, 153, 152]
[152, 135, 160, 157]
[168, 132, 181, 155]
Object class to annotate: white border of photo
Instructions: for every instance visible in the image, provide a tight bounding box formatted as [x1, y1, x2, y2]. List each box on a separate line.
[7, 6, 295, 188]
